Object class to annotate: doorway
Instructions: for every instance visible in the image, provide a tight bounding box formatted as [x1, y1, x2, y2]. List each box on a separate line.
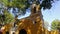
[19, 29, 27, 34]
[6, 31, 9, 34]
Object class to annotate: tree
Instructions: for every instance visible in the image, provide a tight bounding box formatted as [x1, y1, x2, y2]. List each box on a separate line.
[51, 19, 60, 32]
[2, 0, 30, 16]
[0, 10, 14, 25]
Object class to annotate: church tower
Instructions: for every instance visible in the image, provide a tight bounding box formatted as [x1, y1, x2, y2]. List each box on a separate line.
[15, 3, 44, 34]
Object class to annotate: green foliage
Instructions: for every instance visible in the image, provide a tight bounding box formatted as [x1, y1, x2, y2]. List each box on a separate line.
[4, 10, 14, 23]
[0, 10, 14, 25]
[1, 0, 30, 15]
[2, 0, 30, 9]
[51, 19, 60, 31]
[1, 0, 54, 10]
[40, 0, 52, 10]
[2, 0, 9, 7]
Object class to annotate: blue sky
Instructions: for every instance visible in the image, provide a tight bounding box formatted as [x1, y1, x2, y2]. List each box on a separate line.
[42, 0, 60, 24]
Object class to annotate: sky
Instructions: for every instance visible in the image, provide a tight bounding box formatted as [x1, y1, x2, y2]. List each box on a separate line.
[42, 0, 60, 24]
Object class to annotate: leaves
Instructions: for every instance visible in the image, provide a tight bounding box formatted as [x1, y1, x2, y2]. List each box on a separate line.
[1, 0, 57, 10]
[40, 0, 53, 10]
[51, 19, 60, 31]
[4, 11, 14, 24]
[0, 10, 14, 25]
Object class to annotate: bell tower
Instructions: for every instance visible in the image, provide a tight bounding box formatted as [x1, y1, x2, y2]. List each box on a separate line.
[15, 1, 44, 34]
[30, 3, 44, 24]
[27, 3, 44, 34]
